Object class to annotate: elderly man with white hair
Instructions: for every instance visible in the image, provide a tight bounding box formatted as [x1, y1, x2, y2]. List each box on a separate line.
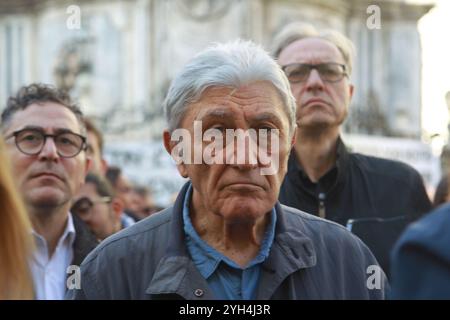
[67, 40, 385, 300]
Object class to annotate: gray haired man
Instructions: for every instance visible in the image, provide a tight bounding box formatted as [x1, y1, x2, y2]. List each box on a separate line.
[273, 23, 431, 275]
[67, 40, 385, 300]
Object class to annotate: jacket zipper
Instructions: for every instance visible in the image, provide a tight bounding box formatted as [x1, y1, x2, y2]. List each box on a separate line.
[318, 192, 326, 218]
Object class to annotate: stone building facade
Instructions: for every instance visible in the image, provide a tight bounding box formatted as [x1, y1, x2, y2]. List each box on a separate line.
[0, 0, 437, 202]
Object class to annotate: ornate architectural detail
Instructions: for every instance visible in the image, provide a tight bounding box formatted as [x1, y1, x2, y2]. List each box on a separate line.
[345, 90, 391, 136]
[175, 0, 231, 21]
[53, 37, 93, 95]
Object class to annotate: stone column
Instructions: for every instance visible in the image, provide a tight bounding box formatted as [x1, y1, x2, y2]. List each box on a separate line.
[347, 0, 433, 138]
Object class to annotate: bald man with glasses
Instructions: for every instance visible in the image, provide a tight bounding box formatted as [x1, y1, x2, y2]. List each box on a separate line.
[273, 23, 431, 276]
[1, 83, 98, 299]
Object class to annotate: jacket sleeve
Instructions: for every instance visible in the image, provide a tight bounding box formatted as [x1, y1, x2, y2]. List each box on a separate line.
[390, 240, 450, 299]
[65, 246, 108, 300]
[352, 233, 389, 300]
[390, 208, 450, 299]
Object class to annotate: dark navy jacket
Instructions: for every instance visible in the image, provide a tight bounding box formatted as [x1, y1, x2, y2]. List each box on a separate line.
[67, 182, 386, 300]
[390, 203, 450, 299]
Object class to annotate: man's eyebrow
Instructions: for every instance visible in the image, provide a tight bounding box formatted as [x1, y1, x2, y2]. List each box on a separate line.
[18, 126, 80, 135]
[196, 108, 233, 120]
[249, 112, 283, 127]
[251, 112, 280, 122]
[53, 128, 81, 135]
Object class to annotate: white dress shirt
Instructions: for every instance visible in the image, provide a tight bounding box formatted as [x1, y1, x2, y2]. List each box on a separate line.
[31, 213, 76, 300]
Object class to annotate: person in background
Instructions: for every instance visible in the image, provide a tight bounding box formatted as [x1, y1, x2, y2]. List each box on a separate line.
[1, 83, 98, 300]
[272, 22, 431, 275]
[71, 173, 124, 241]
[0, 137, 34, 300]
[105, 166, 136, 226]
[128, 185, 159, 220]
[390, 203, 450, 299]
[83, 118, 108, 176]
[432, 173, 450, 207]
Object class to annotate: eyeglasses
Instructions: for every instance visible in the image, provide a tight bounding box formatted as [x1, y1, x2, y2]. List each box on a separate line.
[282, 63, 347, 83]
[71, 196, 112, 218]
[7, 128, 87, 158]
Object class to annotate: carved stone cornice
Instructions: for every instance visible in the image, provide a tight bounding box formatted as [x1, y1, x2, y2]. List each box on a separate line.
[347, 0, 434, 22]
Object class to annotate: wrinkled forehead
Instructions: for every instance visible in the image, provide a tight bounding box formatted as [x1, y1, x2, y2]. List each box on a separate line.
[278, 37, 344, 65]
[183, 82, 289, 124]
[5, 102, 83, 135]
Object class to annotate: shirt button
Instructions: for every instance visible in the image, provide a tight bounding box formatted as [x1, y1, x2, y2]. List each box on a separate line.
[194, 289, 204, 297]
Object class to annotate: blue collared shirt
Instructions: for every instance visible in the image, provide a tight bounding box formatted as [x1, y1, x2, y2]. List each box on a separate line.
[183, 184, 276, 300]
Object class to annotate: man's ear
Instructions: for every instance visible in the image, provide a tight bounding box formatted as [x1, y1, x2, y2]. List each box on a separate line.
[84, 157, 92, 177]
[349, 83, 354, 101]
[111, 197, 124, 221]
[163, 130, 189, 178]
[100, 158, 108, 176]
[290, 126, 298, 149]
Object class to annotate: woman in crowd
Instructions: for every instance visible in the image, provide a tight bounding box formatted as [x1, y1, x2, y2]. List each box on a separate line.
[0, 137, 34, 299]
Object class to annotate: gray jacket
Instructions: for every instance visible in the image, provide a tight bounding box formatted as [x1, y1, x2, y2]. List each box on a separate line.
[66, 182, 386, 300]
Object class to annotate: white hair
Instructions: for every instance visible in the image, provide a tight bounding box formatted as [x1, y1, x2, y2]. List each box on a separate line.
[163, 40, 296, 133]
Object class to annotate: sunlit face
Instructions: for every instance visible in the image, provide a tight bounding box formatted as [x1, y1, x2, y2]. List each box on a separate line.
[86, 131, 103, 175]
[278, 37, 354, 129]
[166, 81, 294, 223]
[114, 174, 133, 210]
[3, 102, 89, 211]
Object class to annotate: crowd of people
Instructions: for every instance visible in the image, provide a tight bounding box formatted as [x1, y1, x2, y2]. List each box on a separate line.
[1, 22, 449, 300]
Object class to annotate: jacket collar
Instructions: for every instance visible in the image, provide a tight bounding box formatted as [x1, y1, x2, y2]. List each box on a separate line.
[71, 213, 99, 266]
[147, 182, 215, 299]
[255, 202, 317, 299]
[147, 182, 317, 299]
[288, 135, 350, 194]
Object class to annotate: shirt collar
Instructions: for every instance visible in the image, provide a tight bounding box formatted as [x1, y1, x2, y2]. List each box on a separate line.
[32, 212, 76, 251]
[182, 183, 277, 279]
[288, 136, 349, 191]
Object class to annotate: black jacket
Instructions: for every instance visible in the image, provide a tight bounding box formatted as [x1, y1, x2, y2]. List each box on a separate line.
[72, 213, 99, 266]
[279, 137, 432, 275]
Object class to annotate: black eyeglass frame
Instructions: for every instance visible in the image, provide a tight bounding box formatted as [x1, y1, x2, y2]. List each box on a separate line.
[6, 128, 88, 158]
[281, 62, 348, 83]
[71, 196, 112, 217]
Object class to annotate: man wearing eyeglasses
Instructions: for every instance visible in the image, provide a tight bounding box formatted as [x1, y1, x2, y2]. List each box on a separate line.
[272, 23, 431, 275]
[71, 173, 124, 241]
[1, 83, 98, 299]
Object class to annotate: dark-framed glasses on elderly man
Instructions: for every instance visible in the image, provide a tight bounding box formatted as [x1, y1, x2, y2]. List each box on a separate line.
[282, 63, 347, 83]
[6, 128, 87, 158]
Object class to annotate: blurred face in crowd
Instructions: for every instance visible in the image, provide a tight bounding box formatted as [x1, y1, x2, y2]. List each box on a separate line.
[2, 102, 89, 211]
[114, 173, 134, 211]
[164, 81, 294, 224]
[278, 37, 354, 130]
[72, 182, 122, 240]
[86, 130, 107, 175]
[128, 189, 156, 219]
